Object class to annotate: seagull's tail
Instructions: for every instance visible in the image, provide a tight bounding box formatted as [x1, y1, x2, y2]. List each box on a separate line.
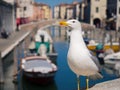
[89, 73, 103, 80]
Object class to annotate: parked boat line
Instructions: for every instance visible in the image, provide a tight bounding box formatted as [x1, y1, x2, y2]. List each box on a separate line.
[87, 42, 120, 52]
[103, 51, 120, 76]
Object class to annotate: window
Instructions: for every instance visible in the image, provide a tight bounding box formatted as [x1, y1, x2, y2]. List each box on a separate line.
[96, 7, 99, 13]
[24, 7, 27, 11]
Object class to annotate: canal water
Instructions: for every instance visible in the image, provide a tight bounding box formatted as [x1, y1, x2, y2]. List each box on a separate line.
[1, 26, 119, 90]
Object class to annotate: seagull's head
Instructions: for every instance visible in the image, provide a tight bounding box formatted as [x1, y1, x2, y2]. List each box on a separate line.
[59, 19, 81, 30]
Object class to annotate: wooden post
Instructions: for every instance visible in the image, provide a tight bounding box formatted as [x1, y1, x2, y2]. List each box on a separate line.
[110, 31, 113, 49]
[0, 52, 4, 83]
[119, 37, 120, 51]
[110, 34, 113, 48]
[13, 47, 18, 80]
[115, 30, 118, 42]
[102, 30, 106, 46]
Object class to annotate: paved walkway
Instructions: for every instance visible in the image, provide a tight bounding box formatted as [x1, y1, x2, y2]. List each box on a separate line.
[0, 30, 31, 58]
[89, 78, 120, 90]
[0, 20, 56, 58]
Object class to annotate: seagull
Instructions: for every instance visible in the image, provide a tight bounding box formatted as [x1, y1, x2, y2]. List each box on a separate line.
[59, 19, 103, 90]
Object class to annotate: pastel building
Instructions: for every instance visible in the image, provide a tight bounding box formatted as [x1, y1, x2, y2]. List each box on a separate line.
[66, 4, 74, 19]
[54, 2, 80, 20]
[15, 0, 34, 24]
[54, 5, 60, 19]
[42, 4, 52, 20]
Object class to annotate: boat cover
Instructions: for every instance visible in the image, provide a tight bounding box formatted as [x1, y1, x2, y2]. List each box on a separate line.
[23, 59, 53, 74]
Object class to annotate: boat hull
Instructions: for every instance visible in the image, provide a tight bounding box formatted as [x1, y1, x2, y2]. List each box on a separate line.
[22, 71, 55, 85]
[88, 44, 120, 52]
[21, 56, 57, 85]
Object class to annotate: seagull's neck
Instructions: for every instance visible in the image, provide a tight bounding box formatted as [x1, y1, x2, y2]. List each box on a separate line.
[69, 29, 87, 49]
[70, 29, 83, 43]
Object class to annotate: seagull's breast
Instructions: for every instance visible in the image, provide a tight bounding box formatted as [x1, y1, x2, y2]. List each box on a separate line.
[67, 47, 98, 76]
[67, 30, 98, 76]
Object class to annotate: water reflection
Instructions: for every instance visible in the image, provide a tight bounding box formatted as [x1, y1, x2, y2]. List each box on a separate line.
[21, 78, 57, 90]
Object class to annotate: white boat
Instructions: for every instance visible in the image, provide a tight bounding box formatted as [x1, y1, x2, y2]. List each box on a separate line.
[21, 56, 57, 84]
[28, 29, 58, 64]
[104, 51, 120, 69]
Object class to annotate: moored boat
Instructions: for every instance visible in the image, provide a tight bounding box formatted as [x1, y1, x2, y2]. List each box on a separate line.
[87, 42, 120, 52]
[21, 56, 57, 84]
[104, 51, 120, 69]
[28, 29, 58, 64]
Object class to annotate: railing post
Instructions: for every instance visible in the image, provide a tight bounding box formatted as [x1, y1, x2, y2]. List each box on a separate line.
[0, 52, 4, 84]
[13, 47, 18, 81]
[119, 37, 120, 51]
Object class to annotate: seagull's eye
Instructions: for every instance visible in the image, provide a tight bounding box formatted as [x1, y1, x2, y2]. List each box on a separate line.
[72, 21, 75, 23]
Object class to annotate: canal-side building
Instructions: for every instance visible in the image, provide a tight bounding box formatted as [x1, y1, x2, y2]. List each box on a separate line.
[15, 0, 34, 24]
[54, 5, 60, 19]
[79, 1, 85, 22]
[42, 4, 52, 20]
[66, 4, 74, 19]
[32, 3, 45, 21]
[54, 2, 80, 20]
[0, 0, 14, 33]
[60, 3, 68, 19]
[72, 1, 80, 20]
[54, 4, 68, 19]
[106, 0, 117, 30]
[108, 0, 120, 31]
[83, 0, 107, 28]
[30, 2, 52, 21]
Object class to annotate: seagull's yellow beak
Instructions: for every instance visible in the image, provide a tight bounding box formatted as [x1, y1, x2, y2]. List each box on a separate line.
[59, 21, 68, 26]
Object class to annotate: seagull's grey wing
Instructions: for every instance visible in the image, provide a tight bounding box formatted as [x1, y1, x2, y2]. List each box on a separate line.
[91, 55, 102, 72]
[89, 51, 103, 80]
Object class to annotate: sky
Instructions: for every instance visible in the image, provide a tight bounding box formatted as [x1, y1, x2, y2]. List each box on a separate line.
[35, 0, 82, 8]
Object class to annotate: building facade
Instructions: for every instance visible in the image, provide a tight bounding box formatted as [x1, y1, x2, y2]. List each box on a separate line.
[54, 5, 60, 19]
[60, 4, 68, 19]
[42, 4, 52, 20]
[16, 0, 34, 24]
[32, 3, 45, 21]
[54, 2, 80, 20]
[66, 4, 74, 19]
[84, 0, 107, 28]
[0, 0, 14, 33]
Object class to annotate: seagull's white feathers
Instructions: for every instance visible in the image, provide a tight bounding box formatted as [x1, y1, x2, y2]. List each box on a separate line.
[67, 19, 103, 79]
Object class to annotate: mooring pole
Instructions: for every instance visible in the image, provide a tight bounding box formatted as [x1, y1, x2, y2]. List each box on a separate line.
[13, 47, 18, 80]
[0, 52, 4, 84]
[119, 37, 120, 51]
